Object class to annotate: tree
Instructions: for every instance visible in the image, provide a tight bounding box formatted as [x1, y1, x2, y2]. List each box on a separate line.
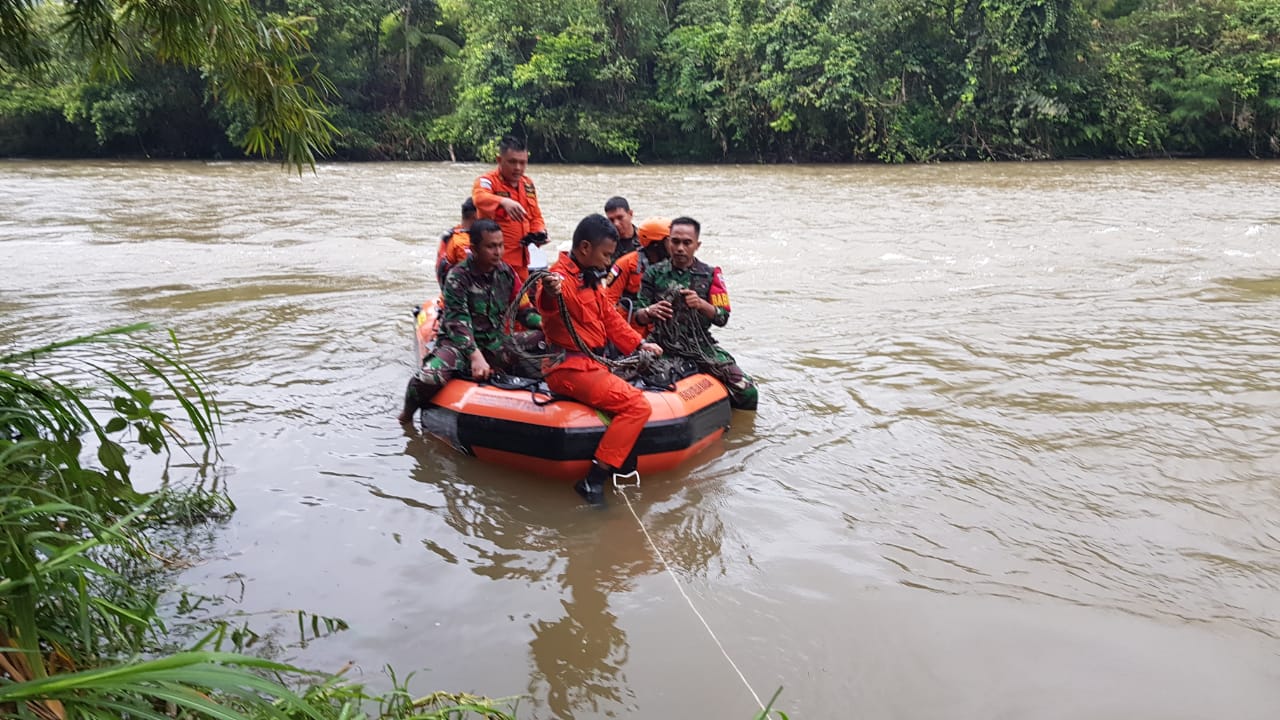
[0, 0, 336, 169]
[378, 0, 460, 111]
[434, 0, 658, 161]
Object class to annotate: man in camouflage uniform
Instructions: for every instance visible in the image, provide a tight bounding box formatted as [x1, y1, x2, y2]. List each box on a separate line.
[399, 219, 543, 423]
[634, 216, 758, 411]
[604, 196, 640, 263]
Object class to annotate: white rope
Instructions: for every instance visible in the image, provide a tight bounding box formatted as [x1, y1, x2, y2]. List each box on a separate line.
[613, 478, 767, 713]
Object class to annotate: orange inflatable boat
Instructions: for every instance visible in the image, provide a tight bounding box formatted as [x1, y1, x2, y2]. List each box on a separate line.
[411, 301, 731, 480]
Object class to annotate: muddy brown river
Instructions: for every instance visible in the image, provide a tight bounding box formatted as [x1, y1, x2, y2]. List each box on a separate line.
[3, 159, 1279, 718]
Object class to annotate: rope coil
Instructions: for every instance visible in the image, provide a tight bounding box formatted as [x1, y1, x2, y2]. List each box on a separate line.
[502, 269, 659, 379]
[646, 287, 722, 364]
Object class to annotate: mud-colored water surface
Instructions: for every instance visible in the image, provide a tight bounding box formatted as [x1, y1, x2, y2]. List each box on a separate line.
[4, 159, 1279, 719]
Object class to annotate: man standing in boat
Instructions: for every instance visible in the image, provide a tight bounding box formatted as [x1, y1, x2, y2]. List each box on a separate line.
[472, 136, 547, 282]
[399, 219, 543, 423]
[635, 217, 759, 411]
[538, 214, 665, 506]
[603, 196, 640, 264]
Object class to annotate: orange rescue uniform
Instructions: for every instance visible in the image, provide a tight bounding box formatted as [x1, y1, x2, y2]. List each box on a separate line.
[604, 217, 668, 335]
[472, 169, 545, 281]
[604, 250, 650, 335]
[434, 227, 458, 268]
[436, 228, 471, 287]
[537, 251, 649, 469]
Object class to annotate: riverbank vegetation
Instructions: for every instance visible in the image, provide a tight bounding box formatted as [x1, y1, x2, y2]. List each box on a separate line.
[2, 0, 1277, 163]
[0, 325, 517, 719]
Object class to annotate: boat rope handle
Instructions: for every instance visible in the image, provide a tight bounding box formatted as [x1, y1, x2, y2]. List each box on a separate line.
[613, 482, 768, 714]
[611, 470, 640, 489]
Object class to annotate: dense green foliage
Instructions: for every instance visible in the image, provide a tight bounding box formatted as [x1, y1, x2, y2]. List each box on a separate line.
[2, 0, 1278, 161]
[0, 0, 336, 168]
[0, 325, 515, 719]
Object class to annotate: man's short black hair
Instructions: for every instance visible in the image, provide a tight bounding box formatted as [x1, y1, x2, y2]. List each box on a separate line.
[461, 197, 476, 218]
[670, 216, 701, 237]
[572, 213, 619, 249]
[604, 196, 631, 213]
[468, 218, 502, 246]
[498, 135, 526, 154]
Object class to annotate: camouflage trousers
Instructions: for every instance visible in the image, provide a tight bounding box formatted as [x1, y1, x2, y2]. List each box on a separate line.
[697, 345, 758, 411]
[403, 331, 544, 413]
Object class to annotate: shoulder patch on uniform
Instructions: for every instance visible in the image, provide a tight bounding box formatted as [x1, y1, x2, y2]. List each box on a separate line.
[479, 178, 492, 190]
[710, 266, 731, 310]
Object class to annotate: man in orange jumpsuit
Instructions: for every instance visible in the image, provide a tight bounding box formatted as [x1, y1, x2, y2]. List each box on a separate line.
[436, 197, 476, 287]
[605, 216, 670, 332]
[538, 214, 664, 506]
[472, 136, 547, 281]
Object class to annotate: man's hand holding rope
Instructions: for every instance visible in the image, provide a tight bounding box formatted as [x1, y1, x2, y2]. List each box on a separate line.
[637, 299, 673, 324]
[679, 288, 717, 319]
[542, 272, 565, 296]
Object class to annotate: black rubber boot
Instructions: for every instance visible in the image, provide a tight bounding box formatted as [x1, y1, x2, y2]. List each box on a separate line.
[397, 377, 425, 424]
[617, 450, 638, 475]
[574, 462, 611, 507]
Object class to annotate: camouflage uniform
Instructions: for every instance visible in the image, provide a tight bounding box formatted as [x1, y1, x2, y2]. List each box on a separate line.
[612, 229, 639, 264]
[637, 259, 758, 410]
[403, 257, 543, 415]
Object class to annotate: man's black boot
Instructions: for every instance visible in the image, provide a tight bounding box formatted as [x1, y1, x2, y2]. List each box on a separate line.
[617, 451, 638, 475]
[397, 377, 424, 424]
[573, 462, 611, 507]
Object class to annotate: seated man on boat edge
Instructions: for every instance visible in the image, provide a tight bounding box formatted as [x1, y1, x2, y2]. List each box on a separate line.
[399, 219, 543, 423]
[635, 216, 759, 411]
[435, 197, 475, 288]
[538, 214, 665, 507]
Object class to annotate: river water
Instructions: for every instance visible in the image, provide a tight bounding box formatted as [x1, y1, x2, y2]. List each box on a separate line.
[3, 159, 1280, 718]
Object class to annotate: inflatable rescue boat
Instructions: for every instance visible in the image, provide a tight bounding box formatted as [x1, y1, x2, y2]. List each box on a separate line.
[411, 300, 731, 480]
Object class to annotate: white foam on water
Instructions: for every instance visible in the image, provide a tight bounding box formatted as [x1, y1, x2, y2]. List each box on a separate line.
[880, 252, 927, 263]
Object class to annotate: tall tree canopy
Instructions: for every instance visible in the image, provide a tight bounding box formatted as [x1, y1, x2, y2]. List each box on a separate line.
[1, 0, 335, 168]
[2, 0, 1278, 162]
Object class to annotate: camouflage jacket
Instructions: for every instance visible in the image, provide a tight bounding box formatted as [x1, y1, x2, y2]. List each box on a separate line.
[612, 229, 639, 264]
[636, 258, 732, 332]
[441, 257, 538, 355]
